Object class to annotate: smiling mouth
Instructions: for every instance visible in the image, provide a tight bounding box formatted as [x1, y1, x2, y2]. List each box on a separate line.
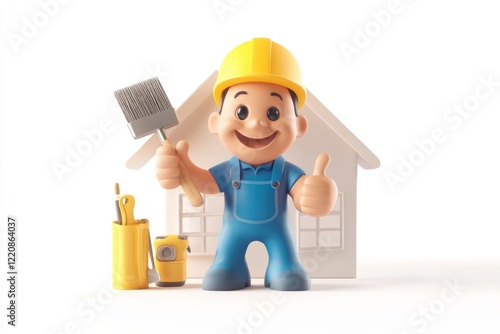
[235, 131, 278, 149]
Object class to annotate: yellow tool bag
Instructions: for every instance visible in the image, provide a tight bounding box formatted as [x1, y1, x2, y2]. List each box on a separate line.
[112, 220, 149, 289]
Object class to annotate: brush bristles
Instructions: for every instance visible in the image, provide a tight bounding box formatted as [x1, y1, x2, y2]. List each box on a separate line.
[114, 77, 174, 123]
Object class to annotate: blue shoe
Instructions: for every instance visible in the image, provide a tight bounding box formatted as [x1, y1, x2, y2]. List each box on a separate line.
[202, 268, 251, 291]
[265, 269, 311, 291]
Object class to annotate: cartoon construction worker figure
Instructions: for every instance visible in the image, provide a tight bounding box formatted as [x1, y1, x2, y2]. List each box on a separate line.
[156, 38, 338, 291]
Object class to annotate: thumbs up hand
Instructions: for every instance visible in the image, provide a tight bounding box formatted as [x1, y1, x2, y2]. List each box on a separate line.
[298, 153, 338, 216]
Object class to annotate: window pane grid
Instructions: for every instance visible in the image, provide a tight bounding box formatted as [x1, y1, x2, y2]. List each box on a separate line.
[297, 193, 344, 251]
[179, 193, 224, 255]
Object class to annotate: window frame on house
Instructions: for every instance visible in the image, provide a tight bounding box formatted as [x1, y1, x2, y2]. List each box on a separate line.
[297, 192, 344, 251]
[178, 193, 224, 255]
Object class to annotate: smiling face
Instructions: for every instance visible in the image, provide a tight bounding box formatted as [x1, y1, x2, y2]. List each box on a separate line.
[209, 82, 308, 166]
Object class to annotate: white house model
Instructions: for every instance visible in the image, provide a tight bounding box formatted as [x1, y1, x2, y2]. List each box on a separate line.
[126, 71, 380, 279]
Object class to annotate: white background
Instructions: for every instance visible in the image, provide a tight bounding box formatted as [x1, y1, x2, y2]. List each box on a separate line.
[1, 0, 499, 333]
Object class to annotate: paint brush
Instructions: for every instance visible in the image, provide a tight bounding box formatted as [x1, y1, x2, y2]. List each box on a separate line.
[114, 77, 203, 207]
[114, 183, 122, 225]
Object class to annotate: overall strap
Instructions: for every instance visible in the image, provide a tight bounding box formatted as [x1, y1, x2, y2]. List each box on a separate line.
[230, 156, 241, 188]
[271, 156, 285, 189]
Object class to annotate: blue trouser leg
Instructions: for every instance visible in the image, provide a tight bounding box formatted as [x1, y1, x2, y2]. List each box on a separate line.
[202, 221, 251, 291]
[263, 222, 310, 291]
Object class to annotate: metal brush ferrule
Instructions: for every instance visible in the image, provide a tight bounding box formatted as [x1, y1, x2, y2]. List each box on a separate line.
[157, 127, 168, 142]
[126, 109, 179, 139]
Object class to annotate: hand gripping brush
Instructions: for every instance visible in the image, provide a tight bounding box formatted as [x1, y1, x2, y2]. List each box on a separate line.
[114, 77, 204, 207]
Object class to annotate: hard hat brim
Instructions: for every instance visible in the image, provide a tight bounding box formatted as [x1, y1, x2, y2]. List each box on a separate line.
[213, 75, 306, 110]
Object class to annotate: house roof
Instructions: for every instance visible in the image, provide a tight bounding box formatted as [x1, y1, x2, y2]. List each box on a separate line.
[125, 71, 380, 170]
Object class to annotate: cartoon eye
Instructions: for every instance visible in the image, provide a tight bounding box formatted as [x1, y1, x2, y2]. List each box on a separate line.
[236, 106, 249, 120]
[267, 107, 280, 121]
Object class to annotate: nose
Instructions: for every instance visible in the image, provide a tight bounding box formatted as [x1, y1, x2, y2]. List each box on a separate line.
[249, 117, 270, 129]
[259, 119, 269, 128]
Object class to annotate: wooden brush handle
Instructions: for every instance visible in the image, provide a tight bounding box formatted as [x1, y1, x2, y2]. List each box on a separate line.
[163, 139, 204, 207]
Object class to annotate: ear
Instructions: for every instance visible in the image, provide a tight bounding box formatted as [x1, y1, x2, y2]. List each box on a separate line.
[296, 114, 308, 138]
[208, 111, 220, 134]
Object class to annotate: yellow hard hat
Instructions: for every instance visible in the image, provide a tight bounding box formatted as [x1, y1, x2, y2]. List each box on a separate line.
[213, 38, 307, 109]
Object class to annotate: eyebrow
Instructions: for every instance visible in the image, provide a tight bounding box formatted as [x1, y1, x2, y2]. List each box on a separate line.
[270, 92, 283, 101]
[234, 91, 247, 99]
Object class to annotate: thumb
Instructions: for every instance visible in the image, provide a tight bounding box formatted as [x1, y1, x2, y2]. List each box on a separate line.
[175, 140, 190, 161]
[312, 153, 330, 176]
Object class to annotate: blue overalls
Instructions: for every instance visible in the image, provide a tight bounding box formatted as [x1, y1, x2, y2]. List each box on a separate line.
[203, 156, 311, 291]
